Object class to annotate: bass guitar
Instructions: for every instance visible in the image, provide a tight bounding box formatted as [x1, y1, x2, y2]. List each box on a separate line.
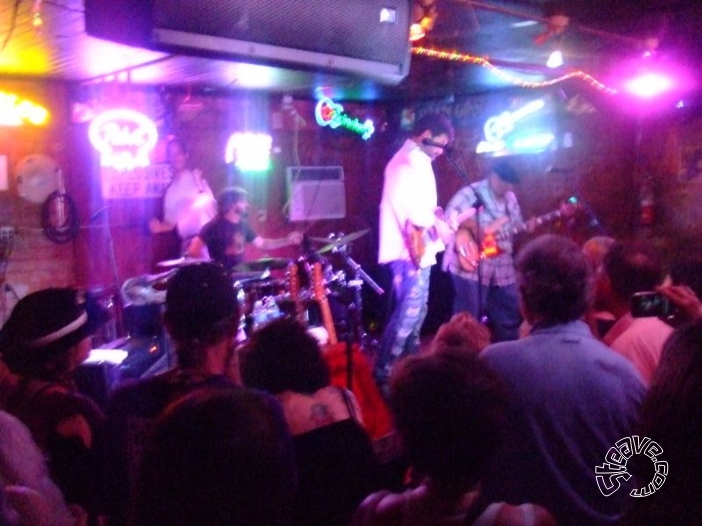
[455, 198, 579, 272]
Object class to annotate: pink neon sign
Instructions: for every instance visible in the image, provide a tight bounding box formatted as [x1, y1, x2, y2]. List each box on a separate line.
[88, 109, 158, 171]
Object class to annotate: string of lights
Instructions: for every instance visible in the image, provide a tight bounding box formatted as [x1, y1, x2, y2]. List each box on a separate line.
[411, 47, 618, 95]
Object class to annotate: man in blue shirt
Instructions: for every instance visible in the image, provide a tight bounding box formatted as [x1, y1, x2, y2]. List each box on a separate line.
[480, 234, 646, 525]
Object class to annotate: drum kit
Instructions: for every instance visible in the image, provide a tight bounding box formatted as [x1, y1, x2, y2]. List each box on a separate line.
[120, 229, 382, 342]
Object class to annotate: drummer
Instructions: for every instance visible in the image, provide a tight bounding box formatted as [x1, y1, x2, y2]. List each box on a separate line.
[186, 186, 302, 269]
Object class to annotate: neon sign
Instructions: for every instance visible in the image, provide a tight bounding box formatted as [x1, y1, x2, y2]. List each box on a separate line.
[315, 98, 375, 140]
[476, 99, 552, 155]
[88, 109, 158, 171]
[225, 132, 272, 173]
[0, 91, 49, 126]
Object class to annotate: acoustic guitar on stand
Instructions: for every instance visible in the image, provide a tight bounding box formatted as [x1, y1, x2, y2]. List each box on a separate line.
[405, 207, 477, 269]
[312, 261, 338, 346]
[455, 198, 580, 272]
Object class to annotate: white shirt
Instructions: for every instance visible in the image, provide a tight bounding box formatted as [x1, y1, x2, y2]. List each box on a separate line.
[163, 168, 217, 240]
[378, 139, 443, 267]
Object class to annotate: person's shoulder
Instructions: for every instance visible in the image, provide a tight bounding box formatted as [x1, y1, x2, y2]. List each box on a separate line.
[351, 489, 405, 526]
[491, 502, 557, 526]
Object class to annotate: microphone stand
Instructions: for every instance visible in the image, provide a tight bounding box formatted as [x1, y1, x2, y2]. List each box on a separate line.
[442, 154, 487, 324]
[334, 246, 384, 389]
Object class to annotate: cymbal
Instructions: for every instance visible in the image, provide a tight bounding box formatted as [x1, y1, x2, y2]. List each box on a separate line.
[315, 229, 369, 253]
[233, 257, 292, 272]
[230, 271, 269, 283]
[156, 256, 211, 268]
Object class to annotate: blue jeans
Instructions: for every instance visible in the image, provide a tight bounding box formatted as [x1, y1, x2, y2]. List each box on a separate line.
[451, 273, 521, 342]
[376, 261, 431, 379]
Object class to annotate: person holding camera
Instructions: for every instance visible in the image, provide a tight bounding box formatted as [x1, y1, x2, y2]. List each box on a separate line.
[593, 240, 673, 385]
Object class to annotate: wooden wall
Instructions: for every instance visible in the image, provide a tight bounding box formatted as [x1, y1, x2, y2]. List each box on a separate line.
[2, 78, 702, 332]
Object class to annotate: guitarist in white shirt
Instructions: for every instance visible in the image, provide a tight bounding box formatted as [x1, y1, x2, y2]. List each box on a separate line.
[443, 161, 531, 342]
[376, 113, 455, 386]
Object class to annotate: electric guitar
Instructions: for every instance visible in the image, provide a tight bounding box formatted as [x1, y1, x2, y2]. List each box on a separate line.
[455, 198, 579, 272]
[287, 261, 306, 325]
[312, 261, 338, 346]
[405, 207, 477, 269]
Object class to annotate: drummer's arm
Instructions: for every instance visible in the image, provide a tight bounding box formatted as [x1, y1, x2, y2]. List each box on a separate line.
[186, 235, 208, 258]
[252, 232, 303, 250]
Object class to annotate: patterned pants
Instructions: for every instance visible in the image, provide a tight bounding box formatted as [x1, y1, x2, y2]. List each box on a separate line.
[376, 260, 431, 382]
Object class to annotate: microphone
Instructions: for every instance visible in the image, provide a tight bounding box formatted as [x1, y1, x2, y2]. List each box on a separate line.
[422, 138, 453, 153]
[472, 193, 487, 210]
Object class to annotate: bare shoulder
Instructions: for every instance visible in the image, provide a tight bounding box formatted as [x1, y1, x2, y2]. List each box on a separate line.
[494, 503, 557, 526]
[350, 490, 405, 526]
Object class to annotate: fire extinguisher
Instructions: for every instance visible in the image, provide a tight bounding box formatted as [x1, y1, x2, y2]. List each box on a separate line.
[639, 175, 655, 227]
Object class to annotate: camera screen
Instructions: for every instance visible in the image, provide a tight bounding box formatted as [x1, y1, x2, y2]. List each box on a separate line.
[631, 292, 670, 318]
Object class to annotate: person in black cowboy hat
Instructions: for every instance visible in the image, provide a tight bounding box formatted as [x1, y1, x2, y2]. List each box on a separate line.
[0, 287, 109, 518]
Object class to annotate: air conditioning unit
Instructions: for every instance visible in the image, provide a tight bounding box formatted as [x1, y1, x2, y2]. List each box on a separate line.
[286, 166, 345, 221]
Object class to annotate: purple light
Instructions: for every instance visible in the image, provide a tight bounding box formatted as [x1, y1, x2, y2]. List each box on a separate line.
[625, 73, 673, 98]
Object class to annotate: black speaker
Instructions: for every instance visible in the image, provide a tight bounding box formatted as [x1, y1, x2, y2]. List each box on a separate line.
[85, 0, 412, 84]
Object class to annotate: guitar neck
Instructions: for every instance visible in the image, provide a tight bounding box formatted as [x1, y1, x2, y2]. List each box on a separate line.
[494, 210, 562, 241]
[312, 262, 338, 346]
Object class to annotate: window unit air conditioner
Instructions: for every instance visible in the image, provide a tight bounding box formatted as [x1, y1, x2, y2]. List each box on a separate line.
[286, 166, 346, 221]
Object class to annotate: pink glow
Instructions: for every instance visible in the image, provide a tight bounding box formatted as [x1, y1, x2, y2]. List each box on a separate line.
[625, 73, 673, 98]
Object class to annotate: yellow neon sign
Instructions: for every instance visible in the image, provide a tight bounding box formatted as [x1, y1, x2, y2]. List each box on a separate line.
[0, 91, 50, 126]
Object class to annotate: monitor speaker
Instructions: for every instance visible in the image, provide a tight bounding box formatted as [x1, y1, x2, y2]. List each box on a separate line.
[85, 0, 412, 84]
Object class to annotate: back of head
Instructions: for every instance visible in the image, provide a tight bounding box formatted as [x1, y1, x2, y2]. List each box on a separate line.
[217, 186, 248, 216]
[412, 112, 455, 141]
[164, 263, 239, 367]
[133, 387, 296, 526]
[389, 353, 506, 489]
[240, 317, 329, 394]
[431, 312, 491, 356]
[0, 288, 107, 380]
[581, 235, 616, 273]
[517, 234, 590, 324]
[603, 240, 665, 301]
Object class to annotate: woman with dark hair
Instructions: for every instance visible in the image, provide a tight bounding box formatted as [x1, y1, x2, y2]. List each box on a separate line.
[240, 317, 381, 526]
[352, 352, 555, 526]
[133, 387, 297, 526]
[0, 288, 108, 518]
[622, 319, 702, 525]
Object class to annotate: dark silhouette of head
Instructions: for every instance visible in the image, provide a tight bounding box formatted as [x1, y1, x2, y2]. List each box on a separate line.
[240, 317, 329, 395]
[603, 240, 665, 302]
[133, 387, 297, 526]
[389, 353, 506, 491]
[164, 263, 240, 368]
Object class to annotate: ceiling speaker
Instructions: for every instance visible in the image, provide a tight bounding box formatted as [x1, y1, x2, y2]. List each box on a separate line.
[85, 0, 412, 84]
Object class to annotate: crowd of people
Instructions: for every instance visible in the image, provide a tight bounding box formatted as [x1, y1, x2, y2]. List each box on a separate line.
[2, 123, 702, 525]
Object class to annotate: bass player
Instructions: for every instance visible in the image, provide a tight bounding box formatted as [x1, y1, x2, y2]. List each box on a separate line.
[443, 160, 533, 342]
[376, 113, 455, 387]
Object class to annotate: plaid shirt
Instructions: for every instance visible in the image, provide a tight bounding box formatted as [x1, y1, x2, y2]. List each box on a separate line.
[442, 178, 523, 286]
